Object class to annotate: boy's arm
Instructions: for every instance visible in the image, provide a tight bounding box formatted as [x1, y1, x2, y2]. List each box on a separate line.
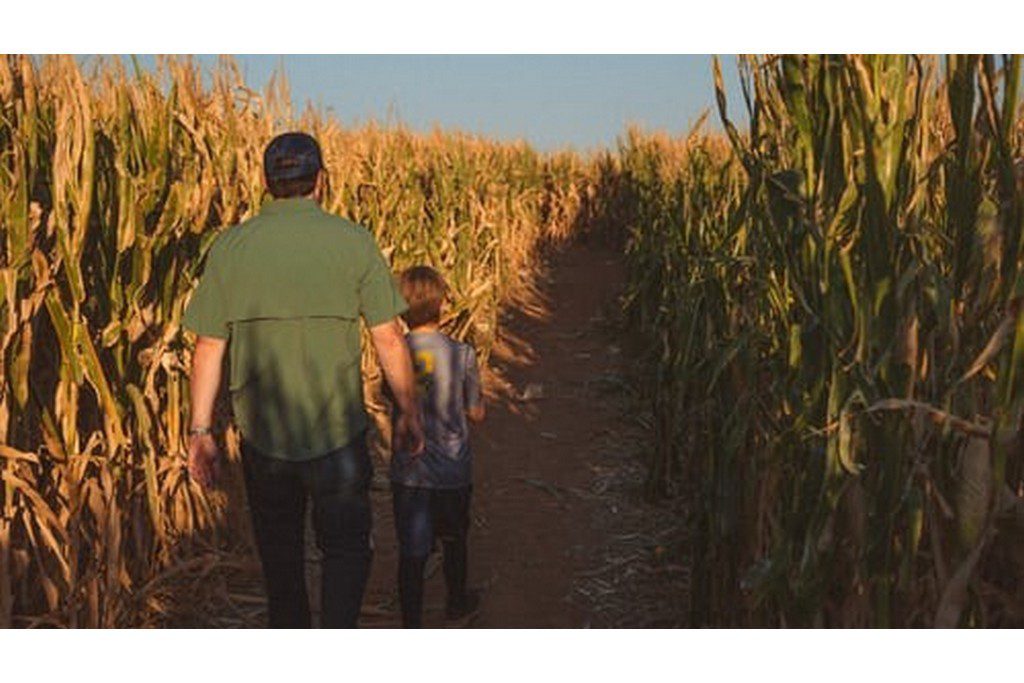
[464, 345, 485, 423]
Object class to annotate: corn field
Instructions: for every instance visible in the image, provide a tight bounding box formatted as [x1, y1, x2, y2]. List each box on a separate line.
[623, 55, 1024, 626]
[0, 55, 591, 627]
[5, 53, 1024, 629]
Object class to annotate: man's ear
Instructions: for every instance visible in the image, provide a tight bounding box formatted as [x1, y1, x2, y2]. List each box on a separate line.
[313, 169, 327, 202]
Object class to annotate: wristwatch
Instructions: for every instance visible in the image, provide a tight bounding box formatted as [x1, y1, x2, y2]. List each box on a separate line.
[189, 426, 213, 437]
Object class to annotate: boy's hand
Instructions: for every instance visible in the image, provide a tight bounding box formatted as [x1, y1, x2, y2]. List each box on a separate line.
[395, 410, 425, 456]
[467, 404, 486, 423]
[188, 434, 222, 489]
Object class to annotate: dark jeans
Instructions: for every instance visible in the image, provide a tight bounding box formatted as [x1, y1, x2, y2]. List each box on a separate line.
[241, 435, 373, 628]
[391, 483, 472, 627]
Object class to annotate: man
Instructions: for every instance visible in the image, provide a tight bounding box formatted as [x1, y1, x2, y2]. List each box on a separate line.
[182, 132, 424, 628]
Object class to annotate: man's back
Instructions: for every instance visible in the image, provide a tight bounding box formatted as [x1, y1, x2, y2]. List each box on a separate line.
[183, 197, 406, 460]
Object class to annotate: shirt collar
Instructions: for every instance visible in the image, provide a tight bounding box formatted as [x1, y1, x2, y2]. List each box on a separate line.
[259, 197, 321, 216]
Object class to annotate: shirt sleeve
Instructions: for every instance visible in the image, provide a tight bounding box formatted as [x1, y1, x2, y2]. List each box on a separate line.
[358, 232, 408, 327]
[182, 242, 230, 339]
[463, 345, 483, 409]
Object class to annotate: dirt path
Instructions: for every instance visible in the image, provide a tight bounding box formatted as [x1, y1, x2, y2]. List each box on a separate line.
[359, 239, 688, 628]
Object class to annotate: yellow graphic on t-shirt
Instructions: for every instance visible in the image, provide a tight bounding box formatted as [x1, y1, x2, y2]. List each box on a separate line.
[413, 350, 435, 393]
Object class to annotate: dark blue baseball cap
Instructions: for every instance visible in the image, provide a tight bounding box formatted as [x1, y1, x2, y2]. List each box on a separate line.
[263, 132, 324, 182]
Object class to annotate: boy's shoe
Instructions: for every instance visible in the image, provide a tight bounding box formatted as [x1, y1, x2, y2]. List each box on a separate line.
[445, 589, 481, 621]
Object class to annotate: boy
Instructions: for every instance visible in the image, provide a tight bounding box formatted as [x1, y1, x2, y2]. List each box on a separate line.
[391, 266, 486, 628]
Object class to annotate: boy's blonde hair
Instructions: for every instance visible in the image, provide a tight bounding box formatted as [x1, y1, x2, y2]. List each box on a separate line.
[399, 266, 448, 328]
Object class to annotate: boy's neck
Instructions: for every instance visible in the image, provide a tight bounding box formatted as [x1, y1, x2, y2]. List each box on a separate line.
[410, 323, 440, 334]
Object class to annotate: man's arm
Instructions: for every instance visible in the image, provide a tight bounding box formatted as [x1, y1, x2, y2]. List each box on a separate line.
[370, 318, 424, 455]
[187, 335, 228, 488]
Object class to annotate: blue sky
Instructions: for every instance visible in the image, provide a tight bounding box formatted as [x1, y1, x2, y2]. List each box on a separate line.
[129, 55, 743, 152]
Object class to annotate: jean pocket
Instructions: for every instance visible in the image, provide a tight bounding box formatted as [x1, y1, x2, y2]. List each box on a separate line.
[312, 433, 372, 498]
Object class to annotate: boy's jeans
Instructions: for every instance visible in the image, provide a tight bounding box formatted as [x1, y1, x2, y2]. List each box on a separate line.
[391, 483, 472, 627]
[241, 434, 373, 628]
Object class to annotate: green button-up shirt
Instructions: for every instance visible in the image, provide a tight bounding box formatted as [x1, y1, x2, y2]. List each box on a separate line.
[182, 197, 407, 460]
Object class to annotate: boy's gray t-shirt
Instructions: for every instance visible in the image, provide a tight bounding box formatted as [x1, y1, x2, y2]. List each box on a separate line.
[390, 330, 482, 489]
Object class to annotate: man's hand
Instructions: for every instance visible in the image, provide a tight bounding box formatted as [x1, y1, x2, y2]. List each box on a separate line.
[370, 318, 425, 456]
[187, 433, 222, 489]
[394, 410, 425, 456]
[187, 335, 228, 487]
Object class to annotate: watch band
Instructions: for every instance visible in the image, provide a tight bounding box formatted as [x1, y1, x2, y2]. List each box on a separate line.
[189, 426, 213, 437]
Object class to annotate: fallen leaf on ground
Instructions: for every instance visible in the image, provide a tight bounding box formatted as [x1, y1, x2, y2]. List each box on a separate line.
[518, 383, 545, 401]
